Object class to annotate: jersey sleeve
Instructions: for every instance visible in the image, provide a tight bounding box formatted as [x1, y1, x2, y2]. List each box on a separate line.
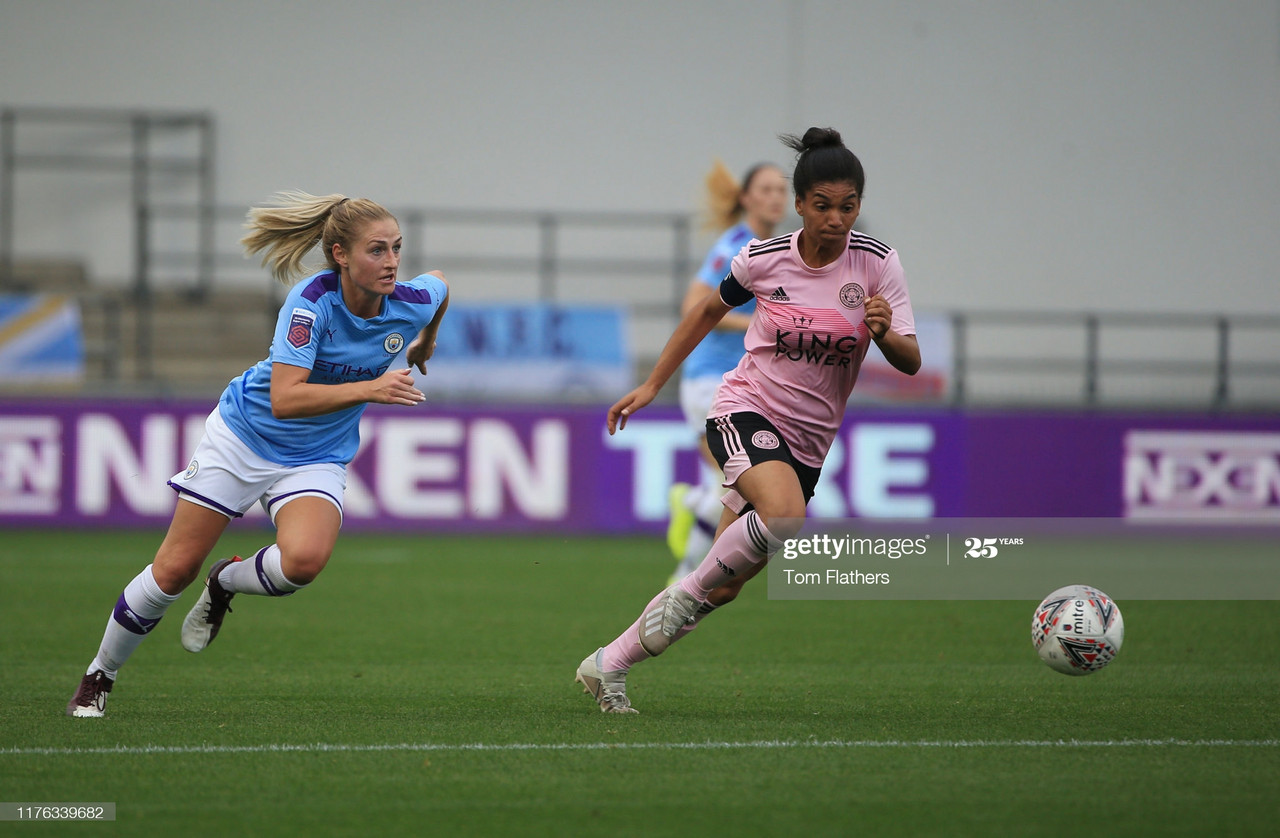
[403, 273, 449, 328]
[876, 250, 916, 337]
[269, 289, 328, 369]
[718, 242, 755, 307]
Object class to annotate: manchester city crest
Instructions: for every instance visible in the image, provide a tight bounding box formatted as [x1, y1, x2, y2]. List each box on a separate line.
[384, 333, 405, 354]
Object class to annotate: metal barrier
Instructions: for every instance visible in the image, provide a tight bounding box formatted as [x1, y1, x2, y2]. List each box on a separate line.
[951, 310, 1280, 408]
[145, 202, 694, 320]
[137, 198, 1280, 407]
[0, 106, 215, 295]
[0, 106, 215, 381]
[2, 108, 1275, 406]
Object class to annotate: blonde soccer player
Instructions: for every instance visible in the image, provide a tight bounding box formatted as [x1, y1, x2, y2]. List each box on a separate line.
[67, 193, 448, 717]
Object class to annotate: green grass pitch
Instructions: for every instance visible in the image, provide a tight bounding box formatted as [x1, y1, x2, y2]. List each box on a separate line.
[2, 530, 1278, 836]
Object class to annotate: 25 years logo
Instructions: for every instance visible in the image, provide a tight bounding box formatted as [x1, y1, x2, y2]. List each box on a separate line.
[962, 537, 1025, 558]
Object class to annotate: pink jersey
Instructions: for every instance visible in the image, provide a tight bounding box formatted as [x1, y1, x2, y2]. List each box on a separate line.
[711, 229, 916, 467]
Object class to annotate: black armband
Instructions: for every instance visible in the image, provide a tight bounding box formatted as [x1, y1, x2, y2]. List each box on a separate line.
[718, 273, 753, 307]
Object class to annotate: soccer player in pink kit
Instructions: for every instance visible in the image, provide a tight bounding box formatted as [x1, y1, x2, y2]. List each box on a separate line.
[577, 127, 921, 713]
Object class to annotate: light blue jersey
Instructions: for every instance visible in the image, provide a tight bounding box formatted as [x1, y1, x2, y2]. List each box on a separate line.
[682, 223, 758, 381]
[220, 271, 448, 466]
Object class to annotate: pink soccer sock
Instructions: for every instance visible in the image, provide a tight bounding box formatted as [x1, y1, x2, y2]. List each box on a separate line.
[599, 591, 721, 673]
[598, 513, 783, 675]
[679, 510, 782, 601]
[674, 600, 719, 640]
[600, 589, 665, 672]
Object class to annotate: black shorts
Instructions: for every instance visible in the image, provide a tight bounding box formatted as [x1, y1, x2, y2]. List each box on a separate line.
[705, 411, 822, 513]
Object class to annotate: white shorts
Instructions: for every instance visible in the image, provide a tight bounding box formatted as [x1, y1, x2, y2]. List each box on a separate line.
[679, 375, 723, 437]
[168, 409, 346, 526]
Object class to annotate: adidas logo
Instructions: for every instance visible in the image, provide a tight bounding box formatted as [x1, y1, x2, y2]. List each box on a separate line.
[768, 287, 790, 301]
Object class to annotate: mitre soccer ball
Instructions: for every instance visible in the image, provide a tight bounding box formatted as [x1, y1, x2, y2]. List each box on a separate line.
[1031, 585, 1124, 676]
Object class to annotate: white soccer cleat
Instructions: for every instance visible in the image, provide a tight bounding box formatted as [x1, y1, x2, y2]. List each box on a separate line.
[181, 557, 238, 653]
[575, 648, 639, 714]
[638, 583, 701, 656]
[66, 670, 114, 718]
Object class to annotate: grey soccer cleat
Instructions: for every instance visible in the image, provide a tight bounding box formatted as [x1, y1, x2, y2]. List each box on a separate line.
[575, 648, 639, 714]
[638, 583, 702, 656]
[66, 670, 114, 718]
[181, 557, 239, 653]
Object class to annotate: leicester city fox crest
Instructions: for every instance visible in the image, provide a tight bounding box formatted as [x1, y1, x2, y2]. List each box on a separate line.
[839, 282, 865, 309]
[751, 430, 780, 450]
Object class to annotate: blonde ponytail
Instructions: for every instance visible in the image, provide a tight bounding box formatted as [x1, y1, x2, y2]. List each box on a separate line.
[241, 191, 395, 284]
[701, 159, 743, 233]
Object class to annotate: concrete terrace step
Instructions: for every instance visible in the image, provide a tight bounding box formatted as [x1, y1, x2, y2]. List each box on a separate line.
[71, 289, 279, 392]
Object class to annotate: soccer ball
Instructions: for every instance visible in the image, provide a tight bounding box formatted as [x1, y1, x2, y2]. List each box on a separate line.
[1031, 584, 1124, 676]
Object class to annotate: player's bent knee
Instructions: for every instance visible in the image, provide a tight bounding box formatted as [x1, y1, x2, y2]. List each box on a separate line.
[151, 561, 202, 594]
[151, 548, 212, 593]
[757, 509, 805, 541]
[278, 548, 330, 585]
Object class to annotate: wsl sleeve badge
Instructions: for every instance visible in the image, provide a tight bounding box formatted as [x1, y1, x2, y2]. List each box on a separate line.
[1031, 584, 1124, 676]
[287, 308, 317, 349]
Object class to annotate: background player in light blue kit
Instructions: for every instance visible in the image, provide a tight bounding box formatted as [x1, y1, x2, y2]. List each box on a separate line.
[667, 160, 789, 582]
[67, 192, 449, 718]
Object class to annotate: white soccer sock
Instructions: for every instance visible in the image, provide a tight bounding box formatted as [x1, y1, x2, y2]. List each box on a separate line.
[674, 473, 726, 579]
[217, 544, 306, 596]
[88, 564, 180, 678]
[696, 459, 723, 499]
[681, 483, 709, 515]
[676, 522, 715, 579]
[693, 485, 725, 526]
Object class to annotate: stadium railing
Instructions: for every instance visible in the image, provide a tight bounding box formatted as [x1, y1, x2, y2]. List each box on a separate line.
[135, 201, 1280, 408]
[1, 107, 1276, 407]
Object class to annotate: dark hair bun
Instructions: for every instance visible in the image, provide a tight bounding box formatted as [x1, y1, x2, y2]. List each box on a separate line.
[778, 126, 865, 199]
[799, 126, 843, 150]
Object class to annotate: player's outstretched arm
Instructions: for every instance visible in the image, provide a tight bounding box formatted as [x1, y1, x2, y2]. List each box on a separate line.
[606, 382, 660, 435]
[407, 273, 449, 374]
[607, 292, 732, 434]
[270, 363, 425, 419]
[681, 280, 752, 333]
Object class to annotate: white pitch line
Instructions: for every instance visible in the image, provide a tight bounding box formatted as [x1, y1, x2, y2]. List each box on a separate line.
[2, 738, 1277, 758]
